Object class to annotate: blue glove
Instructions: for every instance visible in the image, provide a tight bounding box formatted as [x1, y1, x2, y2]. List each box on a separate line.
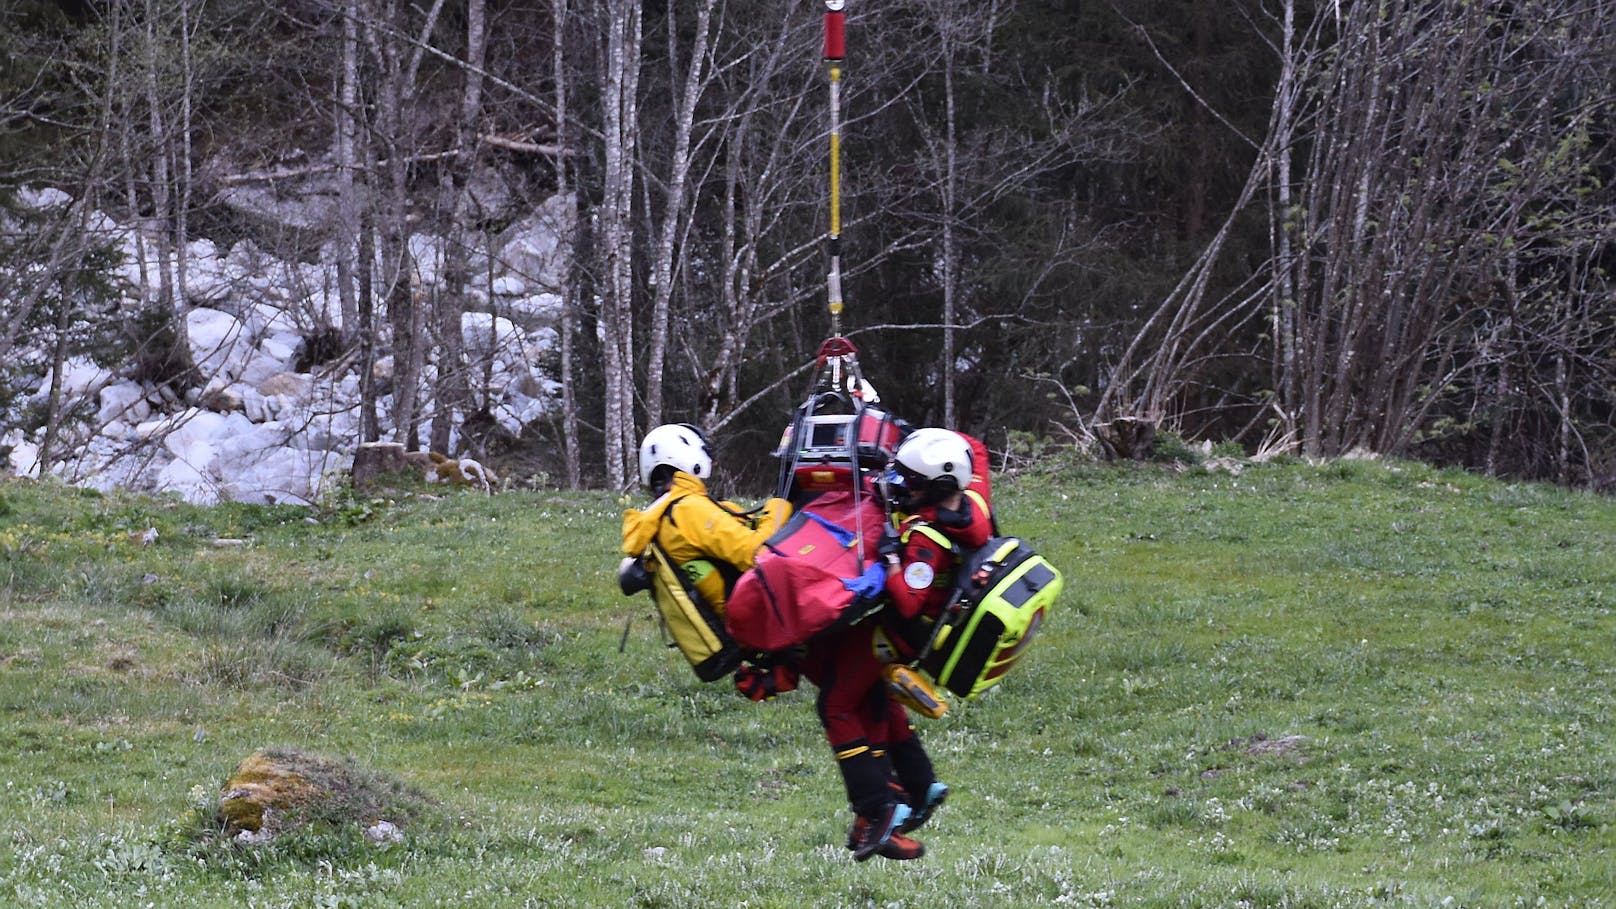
[842, 563, 888, 599]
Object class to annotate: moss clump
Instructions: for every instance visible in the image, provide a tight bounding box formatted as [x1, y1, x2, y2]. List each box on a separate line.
[217, 746, 432, 837]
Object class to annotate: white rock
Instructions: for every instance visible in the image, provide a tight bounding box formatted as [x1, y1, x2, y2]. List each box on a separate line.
[497, 194, 574, 291]
[184, 248, 236, 307]
[528, 324, 560, 351]
[214, 420, 293, 458]
[5, 438, 41, 478]
[153, 455, 220, 505]
[51, 355, 111, 400]
[199, 386, 244, 413]
[507, 292, 564, 326]
[186, 307, 251, 380]
[97, 381, 151, 428]
[187, 237, 220, 260]
[237, 351, 288, 389]
[491, 275, 527, 296]
[17, 186, 72, 209]
[239, 387, 274, 423]
[297, 407, 361, 452]
[298, 284, 346, 332]
[257, 371, 312, 400]
[218, 446, 349, 506]
[216, 181, 337, 232]
[494, 392, 551, 436]
[99, 419, 138, 442]
[149, 409, 226, 456]
[258, 337, 301, 370]
[72, 437, 151, 491]
[84, 209, 119, 233]
[462, 166, 514, 219]
[462, 311, 522, 356]
[3, 185, 574, 505]
[225, 239, 270, 276]
[364, 820, 404, 846]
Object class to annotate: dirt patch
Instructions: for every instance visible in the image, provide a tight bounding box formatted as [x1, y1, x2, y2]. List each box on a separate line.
[1227, 733, 1309, 759]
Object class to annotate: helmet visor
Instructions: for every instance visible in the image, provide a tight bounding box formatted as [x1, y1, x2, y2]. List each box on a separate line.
[881, 464, 924, 508]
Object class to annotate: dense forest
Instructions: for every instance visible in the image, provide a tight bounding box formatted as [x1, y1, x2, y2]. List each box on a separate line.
[2, 0, 1613, 493]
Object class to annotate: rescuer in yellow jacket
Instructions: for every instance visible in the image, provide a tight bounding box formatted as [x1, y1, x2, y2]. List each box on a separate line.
[620, 423, 791, 611]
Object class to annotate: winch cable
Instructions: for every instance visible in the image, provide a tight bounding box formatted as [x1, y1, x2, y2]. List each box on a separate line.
[824, 0, 847, 340]
[774, 1, 880, 568]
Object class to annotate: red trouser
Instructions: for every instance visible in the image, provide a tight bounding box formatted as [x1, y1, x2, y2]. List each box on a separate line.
[800, 620, 941, 817]
[799, 621, 918, 815]
[800, 621, 913, 752]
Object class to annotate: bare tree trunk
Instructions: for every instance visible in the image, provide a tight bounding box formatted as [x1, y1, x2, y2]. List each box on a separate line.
[373, 1, 418, 448]
[600, 0, 643, 489]
[143, 0, 179, 359]
[429, 0, 486, 455]
[644, 0, 718, 431]
[335, 0, 362, 343]
[358, 207, 381, 442]
[554, 0, 582, 488]
[1269, 0, 1300, 444]
[348, 6, 381, 444]
[1484, 253, 1519, 477]
[365, 0, 446, 450]
[173, 0, 196, 388]
[36, 265, 77, 470]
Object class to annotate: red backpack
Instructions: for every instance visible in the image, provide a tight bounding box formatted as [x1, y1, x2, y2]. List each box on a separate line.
[725, 490, 886, 653]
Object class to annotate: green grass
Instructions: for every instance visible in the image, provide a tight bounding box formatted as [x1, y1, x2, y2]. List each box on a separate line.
[0, 457, 1612, 907]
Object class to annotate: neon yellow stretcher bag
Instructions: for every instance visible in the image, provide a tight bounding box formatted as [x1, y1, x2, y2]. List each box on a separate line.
[918, 537, 1061, 698]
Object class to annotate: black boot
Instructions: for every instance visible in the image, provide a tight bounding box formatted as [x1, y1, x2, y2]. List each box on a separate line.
[889, 735, 935, 805]
[835, 744, 912, 861]
[889, 735, 948, 833]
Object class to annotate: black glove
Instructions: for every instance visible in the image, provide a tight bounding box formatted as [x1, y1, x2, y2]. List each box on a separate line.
[617, 556, 652, 595]
[877, 525, 902, 559]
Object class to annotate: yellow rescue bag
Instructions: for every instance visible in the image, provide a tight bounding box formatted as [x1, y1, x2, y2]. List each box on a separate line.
[643, 539, 744, 682]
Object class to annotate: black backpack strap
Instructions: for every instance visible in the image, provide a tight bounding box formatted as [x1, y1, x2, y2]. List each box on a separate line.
[659, 495, 745, 594]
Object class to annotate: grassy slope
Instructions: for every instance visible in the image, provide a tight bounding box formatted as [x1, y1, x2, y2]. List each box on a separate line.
[0, 457, 1611, 908]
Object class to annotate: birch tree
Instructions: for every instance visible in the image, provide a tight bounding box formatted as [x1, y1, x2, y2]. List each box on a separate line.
[599, 0, 642, 489]
[552, 0, 583, 488]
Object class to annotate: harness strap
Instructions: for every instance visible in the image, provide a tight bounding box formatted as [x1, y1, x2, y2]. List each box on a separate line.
[899, 522, 960, 557]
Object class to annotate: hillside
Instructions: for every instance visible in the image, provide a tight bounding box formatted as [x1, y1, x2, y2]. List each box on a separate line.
[0, 456, 1612, 907]
[5, 1, 1612, 495]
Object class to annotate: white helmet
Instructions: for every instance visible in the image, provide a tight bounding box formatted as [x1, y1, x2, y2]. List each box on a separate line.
[638, 423, 713, 488]
[885, 428, 971, 506]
